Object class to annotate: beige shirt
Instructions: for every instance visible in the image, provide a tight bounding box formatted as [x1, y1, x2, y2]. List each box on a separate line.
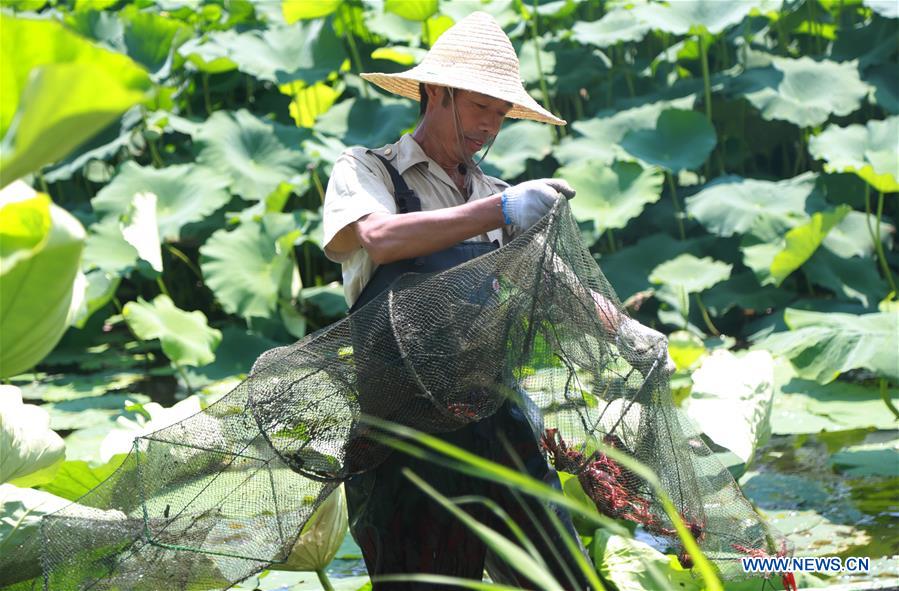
[323, 133, 509, 307]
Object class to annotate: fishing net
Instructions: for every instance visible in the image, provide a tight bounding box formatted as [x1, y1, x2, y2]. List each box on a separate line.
[37, 199, 788, 590]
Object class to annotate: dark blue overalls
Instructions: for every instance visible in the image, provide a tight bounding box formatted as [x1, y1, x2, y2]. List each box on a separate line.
[344, 153, 590, 590]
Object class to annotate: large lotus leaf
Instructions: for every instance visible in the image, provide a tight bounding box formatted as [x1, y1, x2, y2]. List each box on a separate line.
[0, 18, 151, 186]
[808, 117, 899, 193]
[365, 10, 422, 44]
[593, 530, 701, 591]
[555, 95, 696, 166]
[571, 8, 650, 47]
[0, 185, 85, 379]
[620, 109, 716, 172]
[730, 56, 868, 128]
[480, 121, 554, 180]
[185, 326, 283, 386]
[69, 268, 120, 330]
[0, 386, 64, 487]
[631, 0, 755, 35]
[219, 20, 346, 84]
[770, 358, 899, 434]
[385, 0, 437, 21]
[119, 5, 192, 79]
[42, 393, 149, 432]
[823, 210, 894, 259]
[767, 206, 850, 286]
[176, 31, 238, 74]
[40, 454, 128, 501]
[683, 350, 774, 465]
[42, 113, 137, 184]
[805, 249, 889, 308]
[830, 16, 897, 70]
[865, 63, 899, 114]
[314, 96, 418, 149]
[91, 162, 231, 241]
[195, 109, 312, 202]
[685, 173, 818, 239]
[757, 309, 899, 383]
[831, 439, 899, 477]
[282, 0, 341, 22]
[559, 160, 663, 234]
[865, 0, 899, 18]
[0, 484, 77, 587]
[123, 295, 222, 367]
[81, 217, 139, 274]
[120, 192, 163, 272]
[281, 81, 343, 128]
[702, 272, 796, 316]
[600, 234, 713, 300]
[515, 35, 557, 87]
[440, 0, 518, 29]
[199, 221, 295, 320]
[649, 253, 732, 294]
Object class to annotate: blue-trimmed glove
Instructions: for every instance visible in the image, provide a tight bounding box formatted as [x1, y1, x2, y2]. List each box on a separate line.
[501, 179, 575, 232]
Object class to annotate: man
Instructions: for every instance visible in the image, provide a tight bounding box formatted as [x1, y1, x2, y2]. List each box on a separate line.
[322, 11, 666, 590]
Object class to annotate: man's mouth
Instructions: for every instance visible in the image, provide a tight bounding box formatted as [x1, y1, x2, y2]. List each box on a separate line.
[465, 137, 485, 151]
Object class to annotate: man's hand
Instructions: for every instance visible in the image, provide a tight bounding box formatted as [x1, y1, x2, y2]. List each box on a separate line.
[501, 178, 576, 232]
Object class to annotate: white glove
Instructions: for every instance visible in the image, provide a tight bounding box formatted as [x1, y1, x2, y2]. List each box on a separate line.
[501, 178, 576, 232]
[617, 317, 677, 377]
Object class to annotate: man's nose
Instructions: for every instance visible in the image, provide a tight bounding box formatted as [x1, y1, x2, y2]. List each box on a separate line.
[480, 112, 503, 135]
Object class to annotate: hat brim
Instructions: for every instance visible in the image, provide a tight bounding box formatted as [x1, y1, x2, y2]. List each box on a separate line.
[361, 70, 566, 126]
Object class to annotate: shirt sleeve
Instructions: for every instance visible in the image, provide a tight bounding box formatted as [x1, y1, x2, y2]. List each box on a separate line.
[322, 150, 396, 263]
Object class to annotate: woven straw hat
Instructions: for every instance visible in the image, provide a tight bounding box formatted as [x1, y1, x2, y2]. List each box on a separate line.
[361, 11, 565, 126]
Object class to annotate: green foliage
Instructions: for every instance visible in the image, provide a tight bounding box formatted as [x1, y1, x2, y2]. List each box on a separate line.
[620, 109, 716, 172]
[809, 116, 899, 192]
[123, 295, 222, 367]
[0, 185, 85, 378]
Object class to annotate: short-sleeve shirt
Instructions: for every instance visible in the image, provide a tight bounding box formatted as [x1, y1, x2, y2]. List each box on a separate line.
[323, 133, 509, 307]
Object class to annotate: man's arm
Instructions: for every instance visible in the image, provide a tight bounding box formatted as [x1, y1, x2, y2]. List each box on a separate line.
[327, 194, 506, 265]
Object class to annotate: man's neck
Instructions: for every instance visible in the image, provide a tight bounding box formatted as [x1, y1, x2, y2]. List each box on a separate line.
[411, 124, 469, 194]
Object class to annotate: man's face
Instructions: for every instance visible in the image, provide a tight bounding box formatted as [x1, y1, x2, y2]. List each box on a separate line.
[428, 87, 513, 157]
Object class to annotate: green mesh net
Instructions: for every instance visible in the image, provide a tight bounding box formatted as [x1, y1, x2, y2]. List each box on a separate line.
[36, 200, 788, 589]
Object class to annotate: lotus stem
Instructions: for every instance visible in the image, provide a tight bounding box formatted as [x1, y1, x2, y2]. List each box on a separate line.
[156, 276, 172, 299]
[201, 73, 213, 115]
[164, 244, 203, 281]
[339, 6, 368, 98]
[316, 569, 335, 591]
[606, 229, 617, 253]
[881, 379, 899, 420]
[667, 173, 686, 240]
[148, 138, 164, 168]
[695, 295, 720, 336]
[699, 35, 712, 123]
[865, 185, 897, 294]
[530, 0, 558, 141]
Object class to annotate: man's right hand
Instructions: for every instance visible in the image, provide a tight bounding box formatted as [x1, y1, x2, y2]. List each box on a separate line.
[501, 178, 575, 232]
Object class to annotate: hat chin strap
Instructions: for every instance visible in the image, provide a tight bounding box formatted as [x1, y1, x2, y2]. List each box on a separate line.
[447, 91, 497, 192]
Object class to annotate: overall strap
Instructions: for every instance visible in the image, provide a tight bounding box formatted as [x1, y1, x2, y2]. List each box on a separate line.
[369, 151, 422, 214]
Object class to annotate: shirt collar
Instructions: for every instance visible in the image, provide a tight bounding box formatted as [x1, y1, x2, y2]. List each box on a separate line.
[393, 133, 430, 175]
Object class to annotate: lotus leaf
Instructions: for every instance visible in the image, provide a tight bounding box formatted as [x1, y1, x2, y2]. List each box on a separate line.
[281, 81, 343, 128]
[830, 438, 899, 477]
[822, 210, 894, 259]
[371, 45, 426, 66]
[185, 326, 283, 386]
[366, 10, 422, 44]
[592, 530, 701, 591]
[212, 20, 345, 84]
[199, 221, 295, 320]
[123, 295, 222, 367]
[620, 109, 716, 172]
[766, 205, 850, 286]
[0, 484, 76, 587]
[683, 350, 774, 465]
[282, 0, 341, 22]
[117, 5, 192, 79]
[865, 0, 899, 18]
[865, 63, 899, 113]
[650, 253, 732, 294]
[757, 308, 899, 383]
[177, 32, 238, 74]
[805, 249, 889, 307]
[481, 120, 554, 179]
[195, 109, 312, 201]
[0, 185, 85, 379]
[730, 56, 868, 128]
[559, 160, 663, 234]
[0, 17, 151, 186]
[384, 0, 438, 22]
[685, 173, 819, 239]
[632, 0, 755, 35]
[667, 330, 707, 371]
[40, 454, 128, 501]
[0, 386, 65, 487]
[702, 272, 796, 316]
[808, 116, 899, 193]
[70, 269, 121, 329]
[314, 96, 418, 148]
[600, 234, 712, 300]
[571, 9, 650, 47]
[81, 217, 140, 274]
[92, 161, 231, 241]
[120, 192, 163, 272]
[516, 35, 557, 86]
[555, 96, 696, 166]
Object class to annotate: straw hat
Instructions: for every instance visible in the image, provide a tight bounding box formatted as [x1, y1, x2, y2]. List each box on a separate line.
[361, 11, 565, 126]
